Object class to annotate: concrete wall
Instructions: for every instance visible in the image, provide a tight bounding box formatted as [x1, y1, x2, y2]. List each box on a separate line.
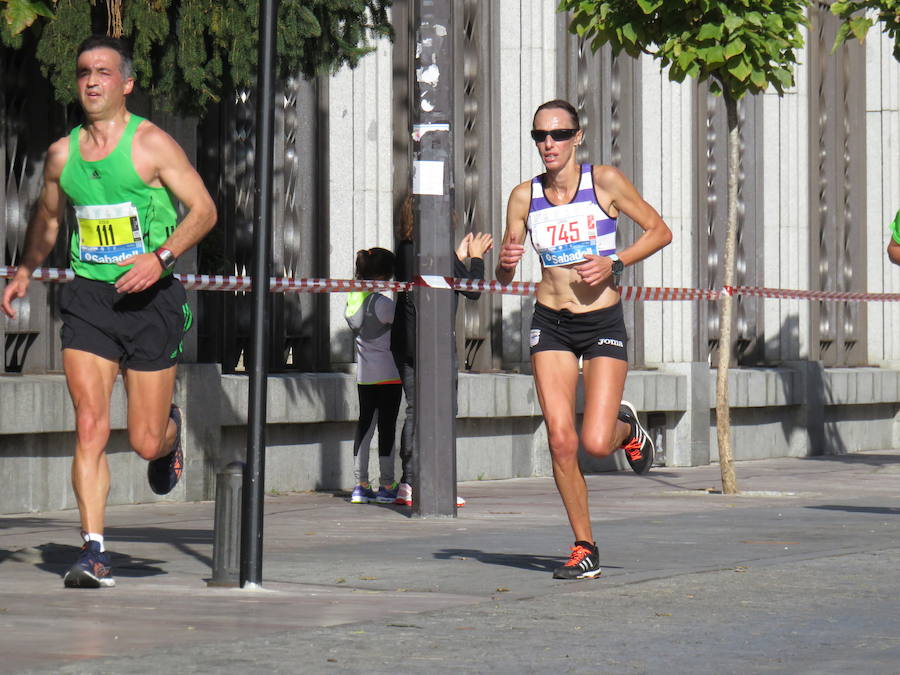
[3, 364, 899, 515]
[866, 33, 900, 364]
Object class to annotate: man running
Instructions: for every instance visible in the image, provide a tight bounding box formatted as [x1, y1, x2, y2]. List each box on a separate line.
[1, 35, 216, 588]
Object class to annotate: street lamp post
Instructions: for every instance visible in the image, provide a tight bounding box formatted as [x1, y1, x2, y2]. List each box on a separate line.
[240, 0, 278, 587]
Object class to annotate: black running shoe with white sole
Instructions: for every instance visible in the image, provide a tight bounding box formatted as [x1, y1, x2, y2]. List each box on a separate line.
[552, 542, 601, 579]
[63, 540, 115, 588]
[618, 400, 654, 474]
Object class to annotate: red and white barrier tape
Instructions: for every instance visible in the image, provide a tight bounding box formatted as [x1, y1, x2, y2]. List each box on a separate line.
[3, 266, 900, 303]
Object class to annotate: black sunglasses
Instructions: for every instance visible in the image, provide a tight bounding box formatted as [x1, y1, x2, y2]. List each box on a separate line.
[530, 128, 579, 143]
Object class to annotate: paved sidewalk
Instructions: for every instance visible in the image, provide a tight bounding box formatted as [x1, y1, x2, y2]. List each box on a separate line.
[2, 451, 900, 674]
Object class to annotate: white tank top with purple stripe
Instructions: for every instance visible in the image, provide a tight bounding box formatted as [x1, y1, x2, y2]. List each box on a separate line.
[526, 164, 617, 267]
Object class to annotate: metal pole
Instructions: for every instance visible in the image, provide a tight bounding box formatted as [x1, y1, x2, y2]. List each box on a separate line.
[240, 0, 278, 588]
[209, 461, 244, 587]
[412, 0, 456, 517]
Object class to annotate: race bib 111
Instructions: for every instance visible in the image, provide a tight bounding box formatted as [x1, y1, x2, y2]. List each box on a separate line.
[75, 202, 145, 264]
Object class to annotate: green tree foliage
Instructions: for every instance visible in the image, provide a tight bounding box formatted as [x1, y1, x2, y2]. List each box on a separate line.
[2, 0, 392, 115]
[831, 1, 900, 60]
[559, 0, 809, 494]
[1, 0, 55, 40]
[561, 0, 807, 100]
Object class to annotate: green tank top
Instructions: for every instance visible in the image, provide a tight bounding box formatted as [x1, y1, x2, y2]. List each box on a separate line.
[60, 114, 178, 283]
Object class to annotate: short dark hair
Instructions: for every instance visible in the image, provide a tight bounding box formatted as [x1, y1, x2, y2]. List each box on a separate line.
[355, 247, 396, 280]
[533, 99, 580, 129]
[76, 35, 133, 78]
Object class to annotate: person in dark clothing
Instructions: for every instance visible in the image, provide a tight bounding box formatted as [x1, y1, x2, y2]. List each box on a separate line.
[391, 195, 493, 507]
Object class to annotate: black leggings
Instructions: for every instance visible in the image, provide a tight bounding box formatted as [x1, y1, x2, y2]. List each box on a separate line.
[353, 383, 402, 485]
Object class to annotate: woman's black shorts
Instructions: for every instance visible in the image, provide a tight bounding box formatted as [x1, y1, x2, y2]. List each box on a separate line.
[60, 275, 191, 371]
[529, 301, 628, 362]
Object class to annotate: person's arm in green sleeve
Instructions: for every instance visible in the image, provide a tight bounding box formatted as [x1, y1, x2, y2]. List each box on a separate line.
[888, 210, 900, 266]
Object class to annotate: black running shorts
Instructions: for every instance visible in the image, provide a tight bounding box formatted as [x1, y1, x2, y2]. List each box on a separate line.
[529, 301, 628, 361]
[60, 275, 192, 371]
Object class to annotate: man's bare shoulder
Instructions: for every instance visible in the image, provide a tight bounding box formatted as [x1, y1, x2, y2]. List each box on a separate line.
[133, 118, 183, 156]
[44, 136, 71, 177]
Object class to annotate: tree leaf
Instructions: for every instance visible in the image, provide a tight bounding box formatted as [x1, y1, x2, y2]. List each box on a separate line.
[697, 22, 723, 42]
[832, 22, 853, 52]
[4, 0, 55, 35]
[724, 15, 744, 33]
[677, 50, 695, 71]
[636, 0, 663, 13]
[728, 57, 752, 82]
[830, 2, 850, 15]
[773, 67, 795, 90]
[849, 16, 874, 43]
[724, 37, 746, 60]
[750, 69, 766, 89]
[620, 21, 638, 45]
[745, 12, 763, 27]
[698, 45, 726, 67]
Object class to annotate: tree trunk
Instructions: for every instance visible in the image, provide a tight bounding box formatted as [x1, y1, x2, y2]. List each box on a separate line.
[715, 93, 740, 495]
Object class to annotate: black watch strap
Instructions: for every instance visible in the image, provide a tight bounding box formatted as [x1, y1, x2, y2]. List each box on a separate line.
[609, 253, 624, 278]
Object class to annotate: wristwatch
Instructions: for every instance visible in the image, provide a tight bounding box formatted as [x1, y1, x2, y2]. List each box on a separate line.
[608, 253, 624, 280]
[155, 247, 177, 272]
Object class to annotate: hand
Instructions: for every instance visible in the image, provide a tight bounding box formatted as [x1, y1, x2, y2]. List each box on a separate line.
[498, 236, 525, 272]
[1, 274, 30, 319]
[455, 232, 474, 261]
[467, 232, 494, 259]
[114, 252, 164, 294]
[575, 254, 615, 286]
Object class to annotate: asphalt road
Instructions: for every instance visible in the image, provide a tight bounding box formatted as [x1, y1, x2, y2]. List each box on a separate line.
[2, 451, 899, 674]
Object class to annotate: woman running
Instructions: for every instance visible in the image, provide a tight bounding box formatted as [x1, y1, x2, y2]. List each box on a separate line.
[496, 99, 671, 579]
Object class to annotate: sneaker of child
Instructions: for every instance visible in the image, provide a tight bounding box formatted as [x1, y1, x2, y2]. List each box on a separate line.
[375, 482, 399, 503]
[393, 483, 465, 507]
[351, 484, 376, 504]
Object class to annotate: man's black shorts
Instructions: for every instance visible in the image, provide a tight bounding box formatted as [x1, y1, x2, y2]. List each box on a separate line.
[529, 301, 628, 362]
[60, 275, 191, 371]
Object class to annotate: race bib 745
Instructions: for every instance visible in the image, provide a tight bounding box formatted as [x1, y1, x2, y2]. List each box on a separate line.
[529, 203, 598, 267]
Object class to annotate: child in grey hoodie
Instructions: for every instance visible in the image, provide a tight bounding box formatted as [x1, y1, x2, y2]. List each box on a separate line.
[345, 247, 402, 504]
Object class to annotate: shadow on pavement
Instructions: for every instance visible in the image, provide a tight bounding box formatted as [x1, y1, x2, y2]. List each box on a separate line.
[105, 526, 213, 568]
[0, 542, 167, 580]
[802, 453, 900, 468]
[0, 515, 72, 530]
[806, 504, 900, 516]
[432, 548, 624, 574]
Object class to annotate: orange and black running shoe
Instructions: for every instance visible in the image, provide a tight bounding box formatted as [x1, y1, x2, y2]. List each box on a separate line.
[552, 541, 601, 579]
[148, 404, 184, 495]
[618, 400, 654, 474]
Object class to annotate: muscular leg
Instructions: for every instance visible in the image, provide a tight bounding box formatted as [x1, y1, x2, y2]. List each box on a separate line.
[123, 366, 178, 461]
[532, 350, 593, 543]
[63, 348, 121, 535]
[580, 356, 631, 459]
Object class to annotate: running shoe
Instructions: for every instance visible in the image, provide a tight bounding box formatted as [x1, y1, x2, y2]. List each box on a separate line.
[394, 482, 413, 506]
[393, 484, 466, 508]
[351, 485, 376, 504]
[148, 404, 184, 495]
[618, 400, 654, 474]
[63, 540, 115, 588]
[374, 483, 399, 503]
[552, 542, 601, 580]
